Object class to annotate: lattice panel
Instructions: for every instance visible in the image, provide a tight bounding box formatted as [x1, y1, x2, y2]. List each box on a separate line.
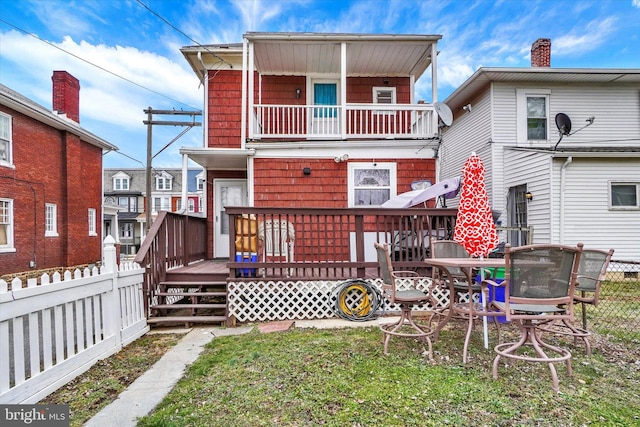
[228, 278, 459, 322]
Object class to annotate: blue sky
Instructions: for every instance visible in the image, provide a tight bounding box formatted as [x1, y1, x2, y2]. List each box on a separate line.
[1, 0, 639, 168]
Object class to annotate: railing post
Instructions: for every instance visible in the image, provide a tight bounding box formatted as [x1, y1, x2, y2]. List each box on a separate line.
[355, 213, 365, 278]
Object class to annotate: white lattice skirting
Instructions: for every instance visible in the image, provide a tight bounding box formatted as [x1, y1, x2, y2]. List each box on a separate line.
[228, 278, 474, 322]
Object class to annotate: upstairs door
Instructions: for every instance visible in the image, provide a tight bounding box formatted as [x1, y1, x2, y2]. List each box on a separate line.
[311, 81, 339, 137]
[214, 179, 248, 258]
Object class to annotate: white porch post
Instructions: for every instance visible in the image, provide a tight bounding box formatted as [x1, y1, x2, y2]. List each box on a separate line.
[180, 153, 188, 212]
[340, 42, 347, 140]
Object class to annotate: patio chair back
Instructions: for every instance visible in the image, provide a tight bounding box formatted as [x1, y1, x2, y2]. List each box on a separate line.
[575, 248, 614, 307]
[503, 243, 583, 321]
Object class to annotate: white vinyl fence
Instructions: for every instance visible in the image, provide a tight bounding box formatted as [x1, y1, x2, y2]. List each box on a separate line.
[0, 236, 148, 404]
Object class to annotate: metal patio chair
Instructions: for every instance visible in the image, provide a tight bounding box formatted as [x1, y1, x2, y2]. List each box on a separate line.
[489, 243, 583, 394]
[258, 219, 295, 277]
[536, 248, 614, 355]
[374, 242, 436, 359]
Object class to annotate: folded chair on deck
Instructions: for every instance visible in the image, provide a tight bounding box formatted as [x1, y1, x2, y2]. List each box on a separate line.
[375, 242, 436, 359]
[536, 248, 614, 356]
[488, 243, 583, 394]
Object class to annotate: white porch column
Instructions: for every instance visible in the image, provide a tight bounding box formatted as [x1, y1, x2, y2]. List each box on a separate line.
[181, 153, 188, 213]
[340, 42, 347, 140]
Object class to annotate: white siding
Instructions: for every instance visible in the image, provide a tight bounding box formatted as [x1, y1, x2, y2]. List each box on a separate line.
[553, 157, 640, 261]
[503, 149, 552, 243]
[440, 87, 493, 204]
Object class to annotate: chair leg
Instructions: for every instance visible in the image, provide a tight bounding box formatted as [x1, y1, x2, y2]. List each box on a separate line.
[537, 318, 592, 356]
[380, 305, 433, 360]
[493, 320, 572, 394]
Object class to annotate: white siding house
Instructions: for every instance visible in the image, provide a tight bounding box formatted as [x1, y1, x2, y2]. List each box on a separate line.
[439, 40, 640, 261]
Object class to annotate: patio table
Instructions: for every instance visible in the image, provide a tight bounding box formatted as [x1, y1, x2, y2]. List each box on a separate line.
[428, 257, 506, 363]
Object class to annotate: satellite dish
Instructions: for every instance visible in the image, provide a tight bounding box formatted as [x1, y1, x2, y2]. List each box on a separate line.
[555, 113, 572, 136]
[434, 102, 453, 127]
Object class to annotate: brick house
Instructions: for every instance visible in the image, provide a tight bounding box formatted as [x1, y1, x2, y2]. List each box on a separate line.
[179, 32, 443, 259]
[0, 71, 118, 277]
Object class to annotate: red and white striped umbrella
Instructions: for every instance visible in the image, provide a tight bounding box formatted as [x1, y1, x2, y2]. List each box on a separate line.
[454, 153, 498, 257]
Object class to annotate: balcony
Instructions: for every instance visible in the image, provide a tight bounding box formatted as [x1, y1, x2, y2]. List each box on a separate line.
[250, 103, 437, 140]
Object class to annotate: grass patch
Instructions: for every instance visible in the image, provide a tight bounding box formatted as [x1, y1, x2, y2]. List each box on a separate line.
[137, 324, 640, 427]
[40, 333, 184, 427]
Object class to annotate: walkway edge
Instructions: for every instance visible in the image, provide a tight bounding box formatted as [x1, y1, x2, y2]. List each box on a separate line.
[85, 326, 253, 427]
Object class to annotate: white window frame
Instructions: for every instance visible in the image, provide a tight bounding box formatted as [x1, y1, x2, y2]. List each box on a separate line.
[45, 203, 58, 237]
[188, 198, 195, 213]
[372, 87, 396, 116]
[155, 172, 173, 191]
[0, 198, 15, 252]
[120, 222, 133, 239]
[153, 196, 170, 213]
[112, 172, 130, 191]
[88, 208, 97, 236]
[0, 112, 13, 167]
[516, 89, 551, 144]
[347, 162, 397, 207]
[609, 182, 640, 210]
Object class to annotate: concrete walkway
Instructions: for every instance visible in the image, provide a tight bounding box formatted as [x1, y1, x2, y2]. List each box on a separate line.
[85, 318, 396, 426]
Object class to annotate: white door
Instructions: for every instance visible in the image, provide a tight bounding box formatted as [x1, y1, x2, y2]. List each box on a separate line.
[214, 179, 248, 258]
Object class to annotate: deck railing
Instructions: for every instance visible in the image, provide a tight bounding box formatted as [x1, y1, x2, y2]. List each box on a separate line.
[133, 211, 207, 313]
[226, 207, 458, 280]
[251, 103, 437, 140]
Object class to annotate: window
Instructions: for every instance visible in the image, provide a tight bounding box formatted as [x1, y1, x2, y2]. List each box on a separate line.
[118, 196, 138, 212]
[0, 198, 14, 251]
[176, 199, 182, 212]
[155, 174, 173, 191]
[112, 172, 130, 191]
[45, 203, 58, 236]
[347, 162, 397, 207]
[153, 197, 170, 213]
[88, 208, 97, 236]
[120, 223, 133, 239]
[516, 89, 550, 143]
[610, 183, 639, 209]
[188, 198, 195, 213]
[0, 113, 12, 166]
[527, 96, 547, 140]
[373, 87, 396, 116]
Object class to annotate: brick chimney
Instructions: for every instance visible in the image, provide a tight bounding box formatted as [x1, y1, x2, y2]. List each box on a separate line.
[531, 38, 551, 68]
[52, 71, 80, 123]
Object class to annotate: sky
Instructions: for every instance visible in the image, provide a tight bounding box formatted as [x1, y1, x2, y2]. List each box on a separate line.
[1, 0, 639, 169]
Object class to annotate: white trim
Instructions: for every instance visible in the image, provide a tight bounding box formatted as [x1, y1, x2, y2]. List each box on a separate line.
[45, 203, 58, 237]
[0, 112, 13, 167]
[516, 88, 551, 144]
[0, 198, 14, 252]
[347, 162, 397, 207]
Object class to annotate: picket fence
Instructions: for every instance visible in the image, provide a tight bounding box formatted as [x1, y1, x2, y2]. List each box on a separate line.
[0, 236, 149, 404]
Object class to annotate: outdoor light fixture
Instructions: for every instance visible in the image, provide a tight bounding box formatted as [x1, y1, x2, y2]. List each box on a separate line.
[303, 167, 311, 175]
[525, 191, 533, 201]
[463, 104, 472, 113]
[296, 88, 301, 99]
[334, 154, 349, 163]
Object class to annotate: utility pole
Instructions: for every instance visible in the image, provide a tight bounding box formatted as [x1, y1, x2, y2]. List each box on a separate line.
[143, 107, 202, 232]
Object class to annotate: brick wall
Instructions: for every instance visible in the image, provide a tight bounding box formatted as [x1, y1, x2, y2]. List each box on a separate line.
[0, 105, 103, 276]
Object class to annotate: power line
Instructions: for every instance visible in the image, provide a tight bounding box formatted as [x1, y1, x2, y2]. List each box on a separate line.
[0, 18, 199, 110]
[135, 0, 233, 69]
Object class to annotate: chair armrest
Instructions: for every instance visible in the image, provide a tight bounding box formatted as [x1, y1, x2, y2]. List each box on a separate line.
[393, 270, 422, 278]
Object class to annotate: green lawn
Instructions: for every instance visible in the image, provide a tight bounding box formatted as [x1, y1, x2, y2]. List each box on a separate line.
[136, 323, 640, 427]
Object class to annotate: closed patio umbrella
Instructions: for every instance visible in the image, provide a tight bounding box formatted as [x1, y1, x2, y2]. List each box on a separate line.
[453, 152, 499, 348]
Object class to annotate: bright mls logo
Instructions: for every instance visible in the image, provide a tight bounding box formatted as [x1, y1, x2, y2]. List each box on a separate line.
[1, 405, 69, 426]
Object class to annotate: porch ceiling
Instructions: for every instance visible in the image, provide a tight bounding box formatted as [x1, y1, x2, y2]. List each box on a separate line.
[180, 147, 255, 170]
[247, 33, 441, 78]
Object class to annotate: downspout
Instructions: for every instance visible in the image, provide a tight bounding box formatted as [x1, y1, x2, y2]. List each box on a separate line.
[559, 156, 572, 244]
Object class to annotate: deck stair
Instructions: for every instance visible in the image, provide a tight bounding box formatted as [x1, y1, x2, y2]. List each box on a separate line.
[147, 264, 231, 327]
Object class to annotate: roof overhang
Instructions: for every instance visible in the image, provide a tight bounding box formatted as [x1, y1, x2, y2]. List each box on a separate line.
[181, 32, 441, 81]
[0, 85, 118, 152]
[445, 67, 640, 113]
[180, 147, 256, 170]
[507, 146, 640, 158]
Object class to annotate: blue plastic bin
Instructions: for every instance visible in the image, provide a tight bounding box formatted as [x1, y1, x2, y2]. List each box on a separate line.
[477, 269, 508, 323]
[236, 252, 257, 277]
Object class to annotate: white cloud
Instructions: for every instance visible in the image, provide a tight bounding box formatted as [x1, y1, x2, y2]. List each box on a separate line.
[553, 17, 617, 55]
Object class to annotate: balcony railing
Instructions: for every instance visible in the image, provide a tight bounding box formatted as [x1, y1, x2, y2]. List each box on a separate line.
[250, 104, 437, 140]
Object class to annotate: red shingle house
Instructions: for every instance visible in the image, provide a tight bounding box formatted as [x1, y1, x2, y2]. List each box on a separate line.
[0, 71, 118, 277]
[179, 32, 443, 260]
